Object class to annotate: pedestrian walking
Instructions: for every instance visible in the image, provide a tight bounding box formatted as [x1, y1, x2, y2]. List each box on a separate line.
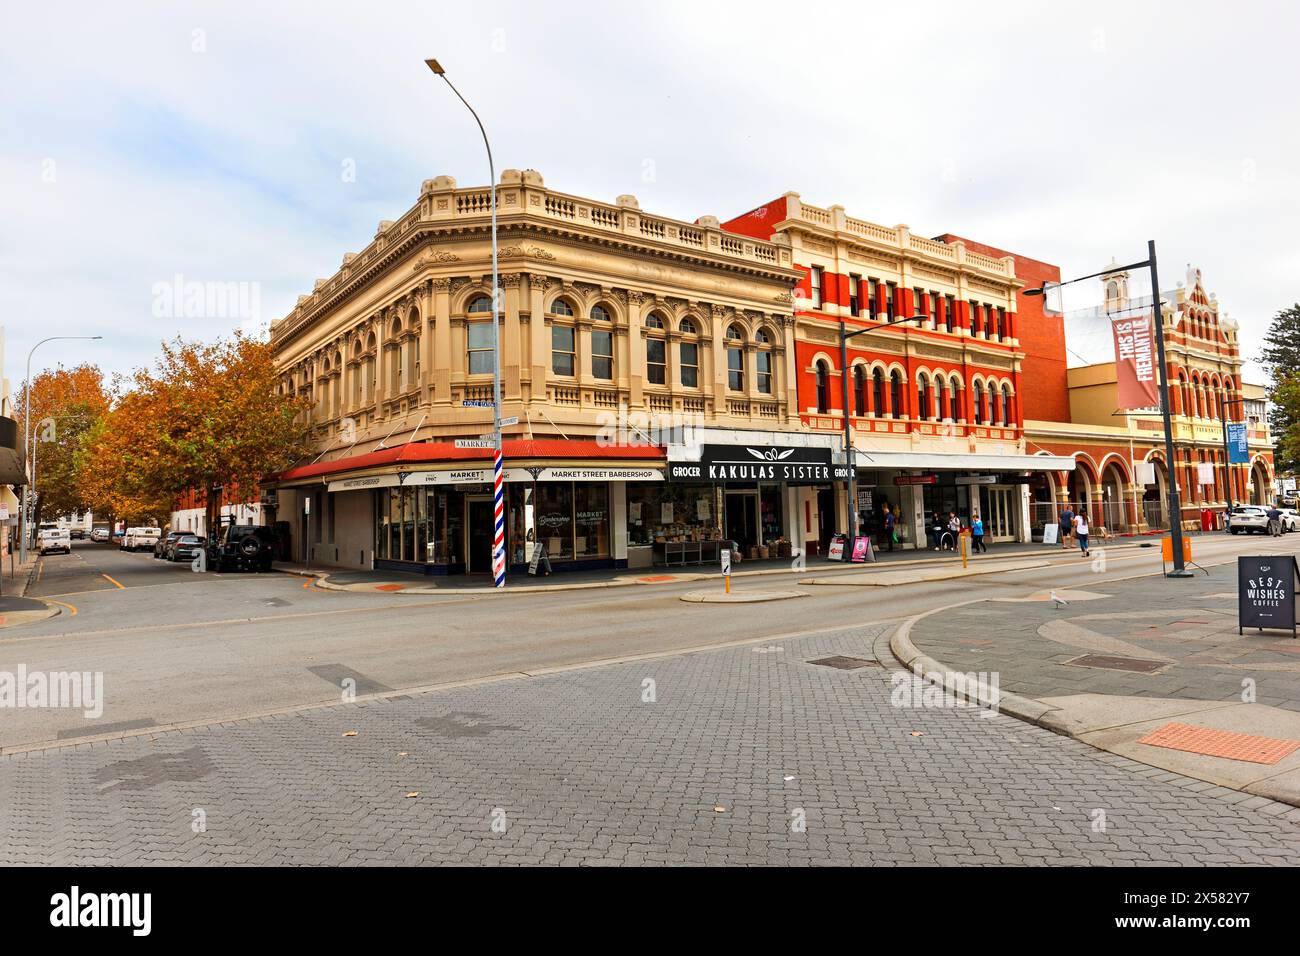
[929, 511, 944, 551]
[1074, 510, 1091, 557]
[1059, 504, 1074, 550]
[947, 511, 962, 551]
[883, 506, 896, 552]
[971, 513, 988, 553]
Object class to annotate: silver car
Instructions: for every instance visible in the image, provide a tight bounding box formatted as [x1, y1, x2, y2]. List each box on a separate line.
[1278, 508, 1300, 533]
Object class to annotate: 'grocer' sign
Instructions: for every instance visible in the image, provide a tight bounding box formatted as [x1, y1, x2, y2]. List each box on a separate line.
[668, 445, 849, 483]
[1238, 556, 1300, 637]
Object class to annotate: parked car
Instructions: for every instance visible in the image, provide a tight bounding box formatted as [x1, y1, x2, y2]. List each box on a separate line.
[69, 527, 85, 540]
[1228, 506, 1270, 534]
[1278, 508, 1300, 533]
[37, 528, 72, 555]
[89, 528, 108, 542]
[122, 527, 162, 552]
[208, 525, 276, 573]
[154, 531, 185, 559]
[167, 534, 205, 562]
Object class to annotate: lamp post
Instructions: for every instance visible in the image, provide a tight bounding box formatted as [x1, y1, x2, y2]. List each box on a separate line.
[425, 58, 505, 588]
[1024, 241, 1191, 577]
[1220, 396, 1247, 515]
[19, 335, 103, 565]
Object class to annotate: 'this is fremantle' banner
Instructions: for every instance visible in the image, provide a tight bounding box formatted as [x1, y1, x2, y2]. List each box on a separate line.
[1112, 315, 1160, 410]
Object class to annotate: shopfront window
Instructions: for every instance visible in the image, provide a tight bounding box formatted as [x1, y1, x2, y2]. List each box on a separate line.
[535, 482, 575, 560]
[574, 484, 609, 557]
[374, 486, 444, 563]
[627, 484, 719, 545]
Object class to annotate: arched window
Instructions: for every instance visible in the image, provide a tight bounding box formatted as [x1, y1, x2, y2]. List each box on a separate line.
[973, 382, 984, 425]
[872, 368, 885, 415]
[468, 295, 493, 314]
[999, 384, 1011, 425]
[889, 371, 903, 419]
[815, 361, 830, 414]
[550, 298, 575, 317]
[645, 312, 667, 385]
[726, 325, 745, 391]
[591, 310, 613, 381]
[853, 366, 866, 416]
[679, 318, 699, 388]
[917, 376, 929, 421]
[935, 376, 947, 420]
[949, 377, 961, 422]
[755, 327, 774, 394]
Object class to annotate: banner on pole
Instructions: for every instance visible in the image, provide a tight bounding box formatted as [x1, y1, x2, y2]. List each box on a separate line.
[1112, 315, 1160, 410]
[1227, 421, 1249, 464]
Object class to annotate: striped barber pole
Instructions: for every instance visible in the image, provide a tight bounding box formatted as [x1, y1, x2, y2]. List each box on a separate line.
[492, 448, 506, 587]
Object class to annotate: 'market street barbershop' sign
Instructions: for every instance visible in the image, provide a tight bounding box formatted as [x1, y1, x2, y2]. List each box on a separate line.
[668, 445, 849, 483]
[1238, 556, 1300, 637]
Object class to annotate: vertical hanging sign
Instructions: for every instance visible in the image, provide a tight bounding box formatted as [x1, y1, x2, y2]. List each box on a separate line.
[1112, 315, 1160, 410]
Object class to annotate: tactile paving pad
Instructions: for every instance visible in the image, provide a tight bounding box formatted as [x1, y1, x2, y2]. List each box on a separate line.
[1136, 722, 1300, 765]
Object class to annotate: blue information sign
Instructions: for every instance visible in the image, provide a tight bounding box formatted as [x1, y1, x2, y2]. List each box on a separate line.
[1227, 421, 1249, 464]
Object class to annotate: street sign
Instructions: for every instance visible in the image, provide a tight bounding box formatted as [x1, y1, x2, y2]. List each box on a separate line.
[956, 475, 998, 486]
[720, 549, 731, 575]
[461, 400, 495, 408]
[499, 416, 519, 427]
[0, 505, 8, 520]
[1238, 556, 1299, 637]
[455, 439, 496, 449]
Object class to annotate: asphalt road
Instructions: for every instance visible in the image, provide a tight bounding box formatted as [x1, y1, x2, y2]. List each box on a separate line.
[6, 533, 1298, 752]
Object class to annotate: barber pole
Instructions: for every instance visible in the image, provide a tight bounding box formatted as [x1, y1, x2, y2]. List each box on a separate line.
[492, 449, 506, 587]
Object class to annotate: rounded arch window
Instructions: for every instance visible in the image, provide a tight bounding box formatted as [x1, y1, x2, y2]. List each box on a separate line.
[550, 298, 575, 317]
[679, 318, 696, 334]
[853, 365, 867, 416]
[726, 324, 745, 341]
[591, 304, 612, 322]
[645, 313, 667, 385]
[726, 327, 745, 390]
[889, 370, 903, 419]
[815, 360, 830, 414]
[973, 381, 984, 425]
[644, 313, 666, 329]
[467, 295, 493, 314]
[755, 327, 774, 394]
[949, 377, 961, 421]
[872, 367, 885, 415]
[755, 327, 771, 345]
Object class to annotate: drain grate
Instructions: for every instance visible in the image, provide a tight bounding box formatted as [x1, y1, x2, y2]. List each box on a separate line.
[808, 655, 880, 670]
[1064, 654, 1166, 673]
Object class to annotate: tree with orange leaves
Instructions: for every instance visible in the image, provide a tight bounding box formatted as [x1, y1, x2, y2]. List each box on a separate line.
[13, 363, 112, 520]
[83, 333, 311, 535]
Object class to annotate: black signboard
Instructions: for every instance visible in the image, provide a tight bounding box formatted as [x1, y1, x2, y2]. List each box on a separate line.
[668, 444, 849, 483]
[1238, 556, 1300, 636]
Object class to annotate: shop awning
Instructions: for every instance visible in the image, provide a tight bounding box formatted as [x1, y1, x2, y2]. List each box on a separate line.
[273, 438, 666, 490]
[848, 451, 1077, 472]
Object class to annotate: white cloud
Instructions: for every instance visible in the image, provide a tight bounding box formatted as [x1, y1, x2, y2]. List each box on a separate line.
[3, 0, 1295, 389]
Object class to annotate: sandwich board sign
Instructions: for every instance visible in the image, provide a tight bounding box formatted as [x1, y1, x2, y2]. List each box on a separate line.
[1238, 556, 1299, 637]
[528, 540, 551, 576]
[1042, 522, 1059, 546]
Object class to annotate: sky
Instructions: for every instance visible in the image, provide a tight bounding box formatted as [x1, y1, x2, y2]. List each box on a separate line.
[2, 0, 1296, 394]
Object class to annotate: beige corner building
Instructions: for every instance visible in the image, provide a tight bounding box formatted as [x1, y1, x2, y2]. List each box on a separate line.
[266, 171, 843, 576]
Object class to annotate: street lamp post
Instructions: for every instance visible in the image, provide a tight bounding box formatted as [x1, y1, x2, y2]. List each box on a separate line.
[19, 335, 103, 565]
[1220, 396, 1247, 515]
[425, 58, 505, 588]
[1024, 241, 1191, 577]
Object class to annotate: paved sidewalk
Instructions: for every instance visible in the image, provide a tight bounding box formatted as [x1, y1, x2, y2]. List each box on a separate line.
[909, 560, 1300, 711]
[280, 537, 1144, 594]
[2, 624, 1297, 865]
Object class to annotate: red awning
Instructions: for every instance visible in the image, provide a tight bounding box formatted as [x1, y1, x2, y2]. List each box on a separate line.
[270, 439, 665, 484]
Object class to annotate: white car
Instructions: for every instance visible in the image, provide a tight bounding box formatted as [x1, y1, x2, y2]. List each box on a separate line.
[37, 528, 72, 555]
[1279, 508, 1300, 533]
[1228, 506, 1270, 534]
[125, 527, 162, 552]
[91, 528, 110, 542]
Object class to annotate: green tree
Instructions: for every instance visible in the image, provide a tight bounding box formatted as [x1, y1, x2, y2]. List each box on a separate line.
[1260, 304, 1300, 474]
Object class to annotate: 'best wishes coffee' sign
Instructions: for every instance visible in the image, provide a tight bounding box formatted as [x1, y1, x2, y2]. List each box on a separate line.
[1238, 556, 1300, 637]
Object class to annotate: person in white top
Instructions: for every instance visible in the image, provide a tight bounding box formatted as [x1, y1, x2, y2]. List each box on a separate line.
[1073, 511, 1091, 557]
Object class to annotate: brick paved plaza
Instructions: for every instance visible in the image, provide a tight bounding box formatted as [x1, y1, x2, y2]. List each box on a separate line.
[4, 624, 1299, 866]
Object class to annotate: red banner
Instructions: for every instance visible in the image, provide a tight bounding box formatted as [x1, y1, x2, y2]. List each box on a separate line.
[1112, 315, 1160, 409]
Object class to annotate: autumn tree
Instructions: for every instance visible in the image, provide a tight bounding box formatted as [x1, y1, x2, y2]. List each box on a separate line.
[12, 364, 112, 519]
[90, 333, 311, 534]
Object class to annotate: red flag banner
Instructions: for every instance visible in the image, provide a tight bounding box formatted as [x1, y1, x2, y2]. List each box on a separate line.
[1112, 315, 1160, 410]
